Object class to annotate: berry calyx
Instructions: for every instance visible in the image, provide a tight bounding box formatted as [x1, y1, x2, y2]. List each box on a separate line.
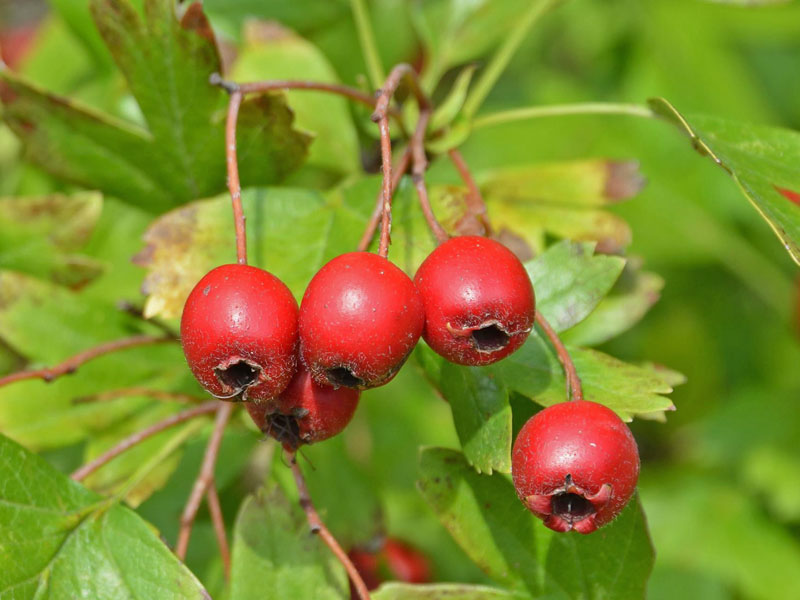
[414, 235, 535, 366]
[511, 400, 640, 534]
[180, 264, 299, 401]
[245, 367, 359, 448]
[299, 252, 424, 389]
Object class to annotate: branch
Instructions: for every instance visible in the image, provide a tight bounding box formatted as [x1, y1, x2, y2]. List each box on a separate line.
[225, 89, 247, 265]
[176, 401, 234, 561]
[411, 109, 448, 245]
[71, 401, 219, 481]
[448, 148, 492, 235]
[206, 480, 231, 580]
[357, 148, 412, 252]
[371, 64, 431, 258]
[0, 335, 174, 389]
[288, 453, 371, 600]
[72, 387, 206, 405]
[534, 312, 584, 402]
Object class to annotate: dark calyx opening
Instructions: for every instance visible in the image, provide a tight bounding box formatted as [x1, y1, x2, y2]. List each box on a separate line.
[551, 493, 595, 522]
[215, 360, 260, 391]
[266, 412, 301, 448]
[471, 324, 510, 352]
[326, 366, 365, 389]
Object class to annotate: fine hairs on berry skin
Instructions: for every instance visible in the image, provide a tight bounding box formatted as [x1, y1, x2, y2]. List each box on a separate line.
[414, 235, 535, 367]
[511, 400, 640, 534]
[298, 251, 425, 390]
[180, 263, 299, 401]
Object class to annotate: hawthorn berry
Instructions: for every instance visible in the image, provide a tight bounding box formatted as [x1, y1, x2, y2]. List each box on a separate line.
[299, 252, 424, 389]
[413, 235, 535, 366]
[245, 367, 359, 448]
[511, 400, 640, 534]
[348, 537, 432, 597]
[181, 264, 298, 401]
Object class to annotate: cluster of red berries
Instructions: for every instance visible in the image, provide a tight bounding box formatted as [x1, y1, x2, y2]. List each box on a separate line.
[180, 234, 640, 533]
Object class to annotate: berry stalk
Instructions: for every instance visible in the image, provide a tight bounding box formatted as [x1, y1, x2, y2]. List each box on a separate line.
[224, 88, 247, 265]
[412, 108, 449, 245]
[534, 311, 583, 402]
[288, 453, 371, 600]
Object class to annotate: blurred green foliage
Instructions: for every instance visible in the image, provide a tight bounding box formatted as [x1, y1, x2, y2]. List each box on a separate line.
[0, 0, 799, 598]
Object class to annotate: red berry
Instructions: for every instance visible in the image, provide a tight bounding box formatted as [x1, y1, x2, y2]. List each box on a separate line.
[245, 367, 359, 448]
[414, 236, 535, 366]
[382, 539, 432, 584]
[299, 252, 424, 389]
[181, 264, 299, 401]
[511, 400, 639, 534]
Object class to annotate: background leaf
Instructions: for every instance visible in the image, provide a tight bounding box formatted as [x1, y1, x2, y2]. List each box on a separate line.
[650, 97, 800, 265]
[230, 484, 348, 600]
[0, 431, 209, 599]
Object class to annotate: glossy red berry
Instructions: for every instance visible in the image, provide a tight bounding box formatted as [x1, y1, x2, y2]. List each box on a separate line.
[299, 252, 424, 389]
[511, 400, 639, 534]
[245, 367, 359, 448]
[181, 264, 299, 401]
[414, 236, 535, 366]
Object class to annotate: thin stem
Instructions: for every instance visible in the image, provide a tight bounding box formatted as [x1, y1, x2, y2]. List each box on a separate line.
[377, 114, 394, 258]
[349, 0, 385, 89]
[472, 102, 656, 130]
[447, 148, 492, 235]
[535, 312, 583, 402]
[288, 453, 371, 600]
[371, 65, 431, 258]
[71, 401, 219, 481]
[210, 73, 392, 114]
[357, 148, 412, 252]
[0, 335, 174, 389]
[206, 481, 231, 580]
[72, 387, 206, 405]
[225, 90, 247, 265]
[176, 402, 234, 561]
[462, 0, 562, 119]
[411, 109, 448, 245]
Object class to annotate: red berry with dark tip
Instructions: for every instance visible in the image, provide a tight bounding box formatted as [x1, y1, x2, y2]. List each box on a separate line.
[245, 367, 359, 448]
[414, 236, 535, 366]
[299, 252, 424, 389]
[181, 264, 299, 401]
[511, 400, 640, 534]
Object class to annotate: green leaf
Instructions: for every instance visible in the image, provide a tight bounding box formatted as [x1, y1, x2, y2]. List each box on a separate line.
[429, 66, 477, 132]
[0, 270, 189, 449]
[230, 484, 348, 600]
[135, 186, 365, 319]
[373, 583, 528, 600]
[417, 448, 654, 599]
[0, 432, 209, 599]
[420, 347, 511, 475]
[1, 0, 311, 211]
[563, 265, 664, 347]
[488, 336, 675, 420]
[649, 97, 800, 265]
[525, 241, 626, 333]
[231, 23, 360, 176]
[0, 192, 105, 287]
[481, 160, 644, 255]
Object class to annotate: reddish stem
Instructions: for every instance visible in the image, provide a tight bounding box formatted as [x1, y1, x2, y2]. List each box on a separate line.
[70, 401, 219, 481]
[357, 148, 412, 252]
[176, 402, 234, 561]
[206, 480, 231, 580]
[72, 387, 206, 405]
[225, 90, 247, 265]
[0, 335, 174, 389]
[535, 312, 584, 402]
[411, 109, 449, 245]
[376, 114, 394, 258]
[448, 148, 493, 235]
[288, 453, 371, 600]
